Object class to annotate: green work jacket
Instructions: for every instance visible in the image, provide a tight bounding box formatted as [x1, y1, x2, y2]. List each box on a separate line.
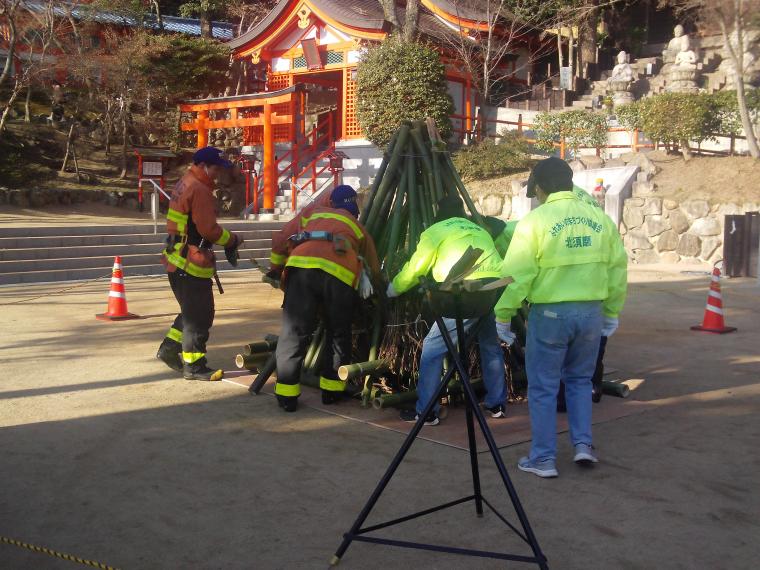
[495, 191, 628, 322]
[493, 220, 520, 258]
[392, 217, 502, 294]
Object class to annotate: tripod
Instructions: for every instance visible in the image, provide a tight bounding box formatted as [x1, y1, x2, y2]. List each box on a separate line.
[330, 277, 549, 568]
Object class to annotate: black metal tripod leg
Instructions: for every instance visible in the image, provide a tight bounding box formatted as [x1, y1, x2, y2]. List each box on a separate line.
[445, 315, 484, 516]
[331, 363, 460, 565]
[455, 358, 550, 570]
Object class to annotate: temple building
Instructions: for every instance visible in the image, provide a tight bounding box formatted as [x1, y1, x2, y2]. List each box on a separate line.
[179, 0, 545, 216]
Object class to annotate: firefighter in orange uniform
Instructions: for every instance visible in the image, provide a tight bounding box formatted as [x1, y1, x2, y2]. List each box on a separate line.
[269, 185, 380, 412]
[156, 147, 242, 381]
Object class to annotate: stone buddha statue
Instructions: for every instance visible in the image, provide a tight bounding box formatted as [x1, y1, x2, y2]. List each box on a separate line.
[674, 35, 697, 69]
[663, 25, 686, 64]
[607, 51, 634, 106]
[668, 35, 700, 93]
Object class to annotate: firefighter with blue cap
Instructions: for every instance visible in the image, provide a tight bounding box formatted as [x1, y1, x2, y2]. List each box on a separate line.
[269, 185, 380, 412]
[156, 147, 242, 381]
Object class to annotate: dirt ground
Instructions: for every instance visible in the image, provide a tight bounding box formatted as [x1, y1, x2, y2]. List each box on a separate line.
[0, 266, 758, 570]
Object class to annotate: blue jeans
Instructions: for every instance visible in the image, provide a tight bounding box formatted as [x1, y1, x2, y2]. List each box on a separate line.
[526, 301, 602, 462]
[415, 313, 506, 416]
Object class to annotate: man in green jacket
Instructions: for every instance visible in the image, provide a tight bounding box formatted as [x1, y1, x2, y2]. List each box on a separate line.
[495, 157, 628, 478]
[387, 195, 507, 425]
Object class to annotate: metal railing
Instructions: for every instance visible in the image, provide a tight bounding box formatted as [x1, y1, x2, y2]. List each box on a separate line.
[139, 178, 172, 234]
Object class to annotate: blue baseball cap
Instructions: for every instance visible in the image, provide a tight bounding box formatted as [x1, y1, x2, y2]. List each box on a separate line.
[193, 146, 233, 168]
[330, 184, 359, 217]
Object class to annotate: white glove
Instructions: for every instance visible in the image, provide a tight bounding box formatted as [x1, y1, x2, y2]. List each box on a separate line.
[601, 316, 619, 337]
[496, 321, 516, 346]
[386, 282, 399, 298]
[358, 270, 374, 300]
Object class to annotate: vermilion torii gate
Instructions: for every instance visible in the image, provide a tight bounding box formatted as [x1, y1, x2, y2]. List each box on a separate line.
[179, 85, 305, 213]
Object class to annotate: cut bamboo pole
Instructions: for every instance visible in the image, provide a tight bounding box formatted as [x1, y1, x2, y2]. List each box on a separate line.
[338, 359, 390, 381]
[243, 337, 278, 355]
[601, 380, 630, 398]
[236, 352, 272, 370]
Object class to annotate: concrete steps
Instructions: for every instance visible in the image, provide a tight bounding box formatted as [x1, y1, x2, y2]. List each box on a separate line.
[0, 220, 284, 285]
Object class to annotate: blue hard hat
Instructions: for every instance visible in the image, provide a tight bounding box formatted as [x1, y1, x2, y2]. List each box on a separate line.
[193, 146, 233, 168]
[330, 184, 359, 218]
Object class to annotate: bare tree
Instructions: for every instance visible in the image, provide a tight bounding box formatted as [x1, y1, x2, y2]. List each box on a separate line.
[432, 0, 558, 107]
[0, 0, 56, 133]
[0, 0, 21, 86]
[665, 0, 760, 158]
[379, 0, 420, 41]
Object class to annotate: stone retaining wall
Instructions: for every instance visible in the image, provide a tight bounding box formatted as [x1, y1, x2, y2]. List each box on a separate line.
[621, 197, 760, 264]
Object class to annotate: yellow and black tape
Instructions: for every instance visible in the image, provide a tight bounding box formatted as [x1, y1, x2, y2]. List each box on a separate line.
[0, 535, 120, 570]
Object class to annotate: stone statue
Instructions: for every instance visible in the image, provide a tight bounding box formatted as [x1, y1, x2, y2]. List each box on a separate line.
[674, 35, 697, 68]
[668, 36, 700, 93]
[663, 25, 686, 64]
[607, 51, 634, 106]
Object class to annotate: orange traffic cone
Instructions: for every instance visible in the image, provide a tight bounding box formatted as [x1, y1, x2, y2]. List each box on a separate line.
[96, 256, 140, 321]
[691, 264, 736, 334]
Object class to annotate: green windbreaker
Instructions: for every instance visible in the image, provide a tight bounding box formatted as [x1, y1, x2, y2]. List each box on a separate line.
[391, 217, 502, 294]
[495, 191, 628, 322]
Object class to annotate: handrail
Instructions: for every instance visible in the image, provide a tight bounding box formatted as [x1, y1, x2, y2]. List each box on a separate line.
[139, 178, 172, 235]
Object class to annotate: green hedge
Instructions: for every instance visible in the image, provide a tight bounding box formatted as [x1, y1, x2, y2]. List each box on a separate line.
[355, 40, 453, 148]
[452, 132, 532, 181]
[533, 110, 608, 156]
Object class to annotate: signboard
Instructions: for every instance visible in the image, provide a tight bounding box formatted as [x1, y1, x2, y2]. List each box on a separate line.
[559, 67, 572, 90]
[142, 161, 163, 177]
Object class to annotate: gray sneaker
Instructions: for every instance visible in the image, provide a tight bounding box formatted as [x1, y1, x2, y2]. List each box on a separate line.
[574, 443, 599, 465]
[517, 456, 558, 478]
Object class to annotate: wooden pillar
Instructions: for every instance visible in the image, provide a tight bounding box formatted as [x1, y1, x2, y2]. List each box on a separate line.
[197, 110, 209, 148]
[263, 102, 275, 212]
[465, 78, 472, 133]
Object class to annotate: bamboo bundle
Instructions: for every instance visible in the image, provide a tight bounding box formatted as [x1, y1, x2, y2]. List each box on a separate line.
[241, 119, 529, 408]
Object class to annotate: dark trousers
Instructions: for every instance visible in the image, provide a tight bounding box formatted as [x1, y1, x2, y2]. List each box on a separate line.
[275, 268, 356, 396]
[168, 270, 215, 365]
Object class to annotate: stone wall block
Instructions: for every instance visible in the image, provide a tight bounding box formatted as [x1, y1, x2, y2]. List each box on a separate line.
[689, 216, 722, 237]
[683, 200, 710, 221]
[623, 205, 645, 229]
[660, 251, 681, 264]
[642, 197, 663, 216]
[625, 230, 654, 250]
[480, 194, 504, 216]
[632, 181, 655, 197]
[700, 236, 722, 260]
[676, 233, 702, 257]
[635, 249, 661, 264]
[669, 209, 690, 234]
[656, 230, 680, 252]
[645, 214, 671, 237]
[663, 199, 679, 210]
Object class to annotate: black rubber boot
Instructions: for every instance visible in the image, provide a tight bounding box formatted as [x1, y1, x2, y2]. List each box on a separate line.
[277, 395, 298, 412]
[156, 338, 182, 372]
[321, 389, 345, 405]
[183, 360, 223, 381]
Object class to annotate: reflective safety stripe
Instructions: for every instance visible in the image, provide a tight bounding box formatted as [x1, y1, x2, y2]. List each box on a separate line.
[274, 382, 301, 397]
[286, 255, 357, 287]
[167, 208, 188, 233]
[214, 228, 231, 247]
[302, 212, 363, 239]
[182, 352, 205, 364]
[270, 252, 287, 265]
[108, 291, 126, 299]
[164, 244, 215, 279]
[319, 376, 346, 392]
[166, 327, 183, 343]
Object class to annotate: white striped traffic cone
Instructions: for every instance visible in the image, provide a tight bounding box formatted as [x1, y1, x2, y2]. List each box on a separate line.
[96, 256, 140, 321]
[690, 264, 736, 334]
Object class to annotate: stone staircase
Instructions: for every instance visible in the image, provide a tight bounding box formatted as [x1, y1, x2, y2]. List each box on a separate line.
[0, 220, 284, 285]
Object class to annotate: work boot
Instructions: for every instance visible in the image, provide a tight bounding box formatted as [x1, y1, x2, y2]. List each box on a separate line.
[321, 389, 345, 405]
[276, 395, 298, 412]
[183, 361, 223, 382]
[156, 339, 182, 371]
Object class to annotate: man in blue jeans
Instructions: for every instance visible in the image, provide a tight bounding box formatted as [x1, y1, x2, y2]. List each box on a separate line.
[495, 157, 628, 477]
[387, 195, 507, 425]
